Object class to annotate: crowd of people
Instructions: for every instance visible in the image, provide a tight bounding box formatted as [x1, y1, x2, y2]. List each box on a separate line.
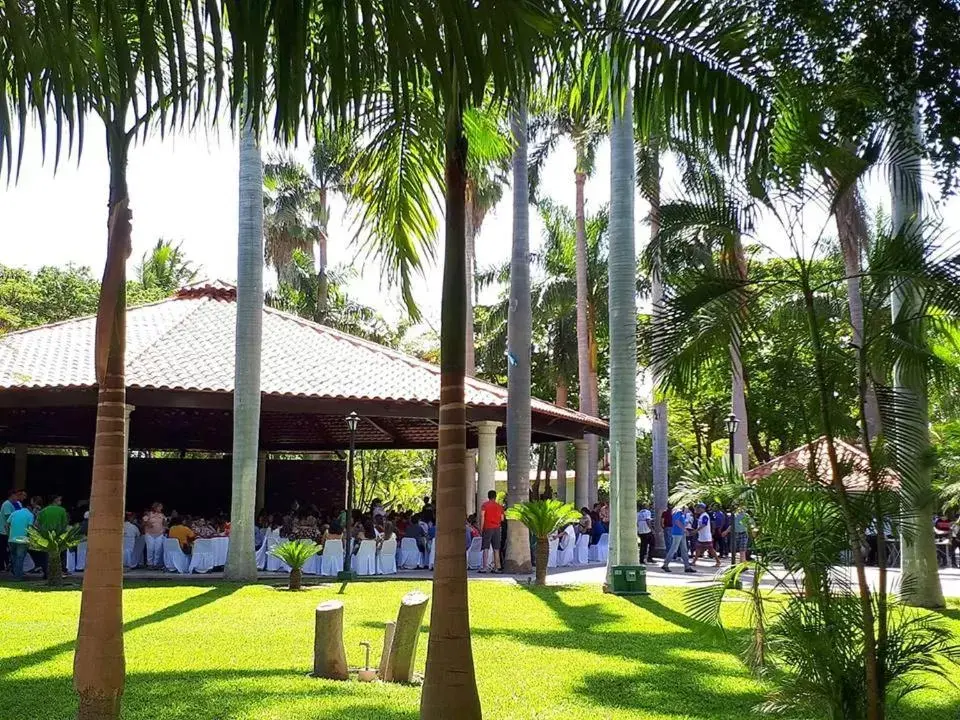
[651, 502, 753, 574]
[0, 489, 70, 580]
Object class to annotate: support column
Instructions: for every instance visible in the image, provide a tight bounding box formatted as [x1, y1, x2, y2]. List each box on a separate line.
[475, 421, 500, 512]
[465, 449, 478, 517]
[13, 444, 27, 491]
[555, 441, 567, 502]
[122, 405, 134, 500]
[574, 439, 589, 510]
[256, 451, 267, 513]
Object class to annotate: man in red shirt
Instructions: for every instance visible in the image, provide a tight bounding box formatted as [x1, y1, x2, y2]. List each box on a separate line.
[479, 490, 504, 573]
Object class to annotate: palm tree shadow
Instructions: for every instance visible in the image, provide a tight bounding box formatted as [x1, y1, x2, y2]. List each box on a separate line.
[0, 584, 240, 678]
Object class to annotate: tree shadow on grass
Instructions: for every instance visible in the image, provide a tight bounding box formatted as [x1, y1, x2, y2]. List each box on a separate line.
[0, 585, 240, 678]
[0, 668, 421, 720]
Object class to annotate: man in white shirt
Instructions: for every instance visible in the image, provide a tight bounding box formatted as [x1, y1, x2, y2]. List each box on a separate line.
[692, 503, 720, 567]
[636, 502, 654, 563]
[123, 512, 141, 540]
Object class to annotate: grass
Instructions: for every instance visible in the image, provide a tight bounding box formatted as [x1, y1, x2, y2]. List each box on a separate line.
[0, 579, 958, 719]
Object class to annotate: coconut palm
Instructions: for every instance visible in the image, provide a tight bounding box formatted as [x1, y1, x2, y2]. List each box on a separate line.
[225, 119, 264, 583]
[136, 239, 199, 295]
[27, 525, 84, 587]
[269, 539, 320, 591]
[262, 156, 322, 286]
[506, 500, 581, 585]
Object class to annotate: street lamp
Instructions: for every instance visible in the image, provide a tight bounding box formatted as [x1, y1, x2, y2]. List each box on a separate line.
[724, 413, 740, 570]
[339, 411, 360, 581]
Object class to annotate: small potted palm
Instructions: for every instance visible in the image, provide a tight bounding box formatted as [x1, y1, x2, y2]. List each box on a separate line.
[27, 525, 83, 587]
[269, 539, 320, 590]
[506, 500, 582, 585]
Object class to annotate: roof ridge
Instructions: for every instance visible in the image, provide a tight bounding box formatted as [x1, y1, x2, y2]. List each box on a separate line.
[125, 295, 211, 368]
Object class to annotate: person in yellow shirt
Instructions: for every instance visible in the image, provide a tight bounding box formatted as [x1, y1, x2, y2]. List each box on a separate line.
[168, 519, 196, 553]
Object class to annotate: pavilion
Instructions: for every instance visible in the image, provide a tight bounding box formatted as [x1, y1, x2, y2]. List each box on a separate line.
[0, 281, 606, 515]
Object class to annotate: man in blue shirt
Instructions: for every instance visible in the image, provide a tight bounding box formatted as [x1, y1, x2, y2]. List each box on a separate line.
[661, 506, 696, 574]
[8, 502, 35, 580]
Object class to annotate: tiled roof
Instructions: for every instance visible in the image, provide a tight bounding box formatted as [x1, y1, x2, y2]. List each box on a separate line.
[744, 436, 899, 491]
[0, 281, 606, 433]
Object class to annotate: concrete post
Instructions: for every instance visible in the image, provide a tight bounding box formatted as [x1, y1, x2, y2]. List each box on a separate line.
[256, 451, 267, 513]
[574, 439, 589, 510]
[122, 405, 134, 501]
[475, 421, 500, 511]
[464, 448, 478, 517]
[13, 444, 27, 491]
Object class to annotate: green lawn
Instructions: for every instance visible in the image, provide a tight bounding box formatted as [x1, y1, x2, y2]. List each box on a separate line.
[1, 579, 957, 720]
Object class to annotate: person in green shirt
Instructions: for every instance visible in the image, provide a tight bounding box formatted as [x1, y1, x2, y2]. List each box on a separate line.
[34, 495, 69, 579]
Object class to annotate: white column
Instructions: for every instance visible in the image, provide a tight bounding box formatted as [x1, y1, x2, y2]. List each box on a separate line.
[256, 451, 267, 512]
[475, 421, 500, 511]
[465, 448, 478, 517]
[574, 439, 589, 510]
[13, 443, 27, 491]
[122, 405, 134, 498]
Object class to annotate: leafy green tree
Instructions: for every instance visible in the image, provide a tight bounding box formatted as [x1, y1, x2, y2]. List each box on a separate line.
[269, 539, 320, 591]
[27, 525, 84, 587]
[505, 500, 581, 585]
[0, 265, 100, 332]
[136, 239, 199, 295]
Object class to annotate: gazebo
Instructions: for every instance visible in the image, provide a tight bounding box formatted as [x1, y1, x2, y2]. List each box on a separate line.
[0, 281, 606, 514]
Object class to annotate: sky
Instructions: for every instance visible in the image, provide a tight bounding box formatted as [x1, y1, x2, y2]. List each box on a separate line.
[1, 115, 958, 335]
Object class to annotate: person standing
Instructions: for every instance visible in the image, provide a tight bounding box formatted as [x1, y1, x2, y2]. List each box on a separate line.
[661, 505, 673, 558]
[35, 495, 69, 579]
[142, 502, 166, 569]
[709, 504, 727, 557]
[8, 501, 34, 580]
[692, 503, 721, 567]
[662, 505, 695, 573]
[733, 506, 751, 564]
[0, 488, 21, 572]
[478, 490, 504, 573]
[420, 496, 435, 525]
[637, 501, 655, 563]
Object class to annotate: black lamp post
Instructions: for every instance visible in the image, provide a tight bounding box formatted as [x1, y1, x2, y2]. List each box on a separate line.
[338, 411, 360, 581]
[724, 413, 740, 567]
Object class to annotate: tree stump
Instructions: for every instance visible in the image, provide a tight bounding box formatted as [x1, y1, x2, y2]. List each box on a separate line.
[378, 621, 396, 679]
[313, 600, 348, 680]
[381, 590, 429, 683]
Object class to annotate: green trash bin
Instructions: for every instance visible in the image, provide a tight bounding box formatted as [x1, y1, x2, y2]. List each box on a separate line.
[611, 565, 649, 595]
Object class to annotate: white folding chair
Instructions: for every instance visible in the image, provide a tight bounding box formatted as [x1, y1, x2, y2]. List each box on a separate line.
[466, 536, 483, 570]
[320, 538, 344, 576]
[255, 536, 269, 570]
[557, 533, 575, 567]
[399, 538, 422, 569]
[163, 538, 190, 574]
[355, 540, 378, 576]
[75, 541, 88, 571]
[596, 533, 609, 563]
[427, 539, 436, 570]
[547, 537, 559, 568]
[302, 550, 323, 575]
[573, 534, 590, 565]
[189, 539, 218, 574]
[66, 549, 76, 573]
[266, 537, 291, 573]
[377, 538, 398, 575]
[22, 550, 35, 574]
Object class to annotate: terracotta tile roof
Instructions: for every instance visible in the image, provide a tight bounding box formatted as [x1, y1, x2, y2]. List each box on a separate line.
[0, 280, 607, 434]
[744, 436, 899, 491]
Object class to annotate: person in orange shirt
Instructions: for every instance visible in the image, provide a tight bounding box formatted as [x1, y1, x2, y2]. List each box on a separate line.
[168, 518, 197, 553]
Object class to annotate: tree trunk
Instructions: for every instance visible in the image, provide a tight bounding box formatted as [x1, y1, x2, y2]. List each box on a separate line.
[574, 162, 599, 506]
[420, 101, 481, 720]
[317, 187, 330, 321]
[385, 590, 430, 683]
[505, 104, 532, 574]
[289, 567, 302, 591]
[464, 180, 478, 516]
[225, 118, 263, 582]
[555, 382, 567, 502]
[606, 86, 640, 585]
[649, 148, 669, 554]
[730, 233, 749, 469]
[313, 600, 348, 680]
[74, 122, 130, 720]
[836, 182, 882, 441]
[890, 107, 945, 609]
[535, 535, 549, 586]
[48, 550, 64, 587]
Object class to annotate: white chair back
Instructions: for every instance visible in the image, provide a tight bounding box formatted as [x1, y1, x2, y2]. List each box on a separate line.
[302, 548, 323, 575]
[428, 539, 436, 569]
[75, 541, 88, 571]
[22, 550, 35, 573]
[320, 538, 345, 577]
[466, 536, 483, 570]
[163, 538, 190, 574]
[265, 536, 290, 572]
[355, 539, 378, 576]
[596, 533, 609, 563]
[573, 533, 590, 564]
[547, 537, 559, 568]
[557, 531, 575, 567]
[399, 537, 422, 569]
[377, 538, 398, 575]
[189, 539, 218, 574]
[255, 536, 269, 570]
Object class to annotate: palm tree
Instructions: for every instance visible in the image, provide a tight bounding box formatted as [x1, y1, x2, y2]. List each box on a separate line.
[505, 103, 534, 574]
[269, 539, 320, 591]
[136, 239, 199, 295]
[224, 119, 264, 583]
[27, 525, 84, 587]
[506, 500, 581, 585]
[262, 156, 321, 286]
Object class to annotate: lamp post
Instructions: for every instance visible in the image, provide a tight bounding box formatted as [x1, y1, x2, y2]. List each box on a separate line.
[724, 413, 740, 568]
[339, 411, 360, 581]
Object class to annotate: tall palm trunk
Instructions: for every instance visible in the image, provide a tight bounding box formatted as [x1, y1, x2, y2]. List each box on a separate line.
[464, 181, 478, 514]
[890, 107, 944, 609]
[555, 382, 568, 502]
[317, 187, 330, 320]
[730, 234, 749, 468]
[606, 88, 640, 581]
[74, 119, 131, 720]
[420, 101, 481, 720]
[648, 149, 669, 552]
[505, 104, 533, 574]
[836, 182, 881, 440]
[574, 159, 599, 506]
[225, 118, 263, 582]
